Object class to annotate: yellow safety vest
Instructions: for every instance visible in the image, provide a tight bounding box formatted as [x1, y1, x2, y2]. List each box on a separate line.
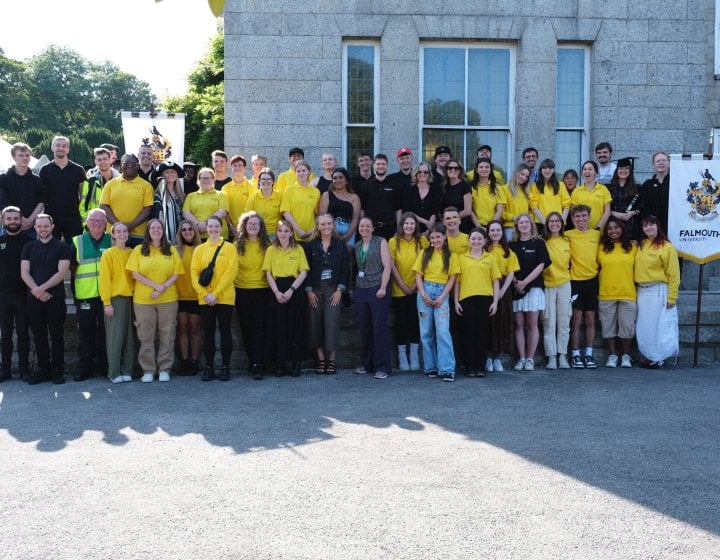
[73, 233, 112, 299]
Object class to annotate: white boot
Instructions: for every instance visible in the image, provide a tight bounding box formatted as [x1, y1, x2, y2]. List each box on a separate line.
[409, 343, 420, 370]
[397, 345, 410, 371]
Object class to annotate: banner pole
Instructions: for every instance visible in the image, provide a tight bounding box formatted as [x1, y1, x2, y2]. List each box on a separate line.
[693, 264, 704, 368]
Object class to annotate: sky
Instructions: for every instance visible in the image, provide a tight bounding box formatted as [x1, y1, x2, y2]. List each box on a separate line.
[0, 0, 219, 98]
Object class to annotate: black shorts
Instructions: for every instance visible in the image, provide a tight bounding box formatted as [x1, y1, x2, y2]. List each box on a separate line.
[571, 277, 599, 311]
[177, 299, 201, 315]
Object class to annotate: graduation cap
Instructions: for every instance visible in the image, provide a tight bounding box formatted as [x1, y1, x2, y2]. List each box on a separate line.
[614, 157, 636, 169]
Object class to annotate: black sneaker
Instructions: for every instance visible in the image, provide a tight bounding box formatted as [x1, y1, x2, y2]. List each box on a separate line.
[201, 367, 215, 382]
[571, 355, 585, 369]
[219, 366, 231, 381]
[584, 354, 597, 369]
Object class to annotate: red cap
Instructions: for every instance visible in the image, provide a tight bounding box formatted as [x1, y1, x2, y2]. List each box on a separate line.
[396, 147, 412, 157]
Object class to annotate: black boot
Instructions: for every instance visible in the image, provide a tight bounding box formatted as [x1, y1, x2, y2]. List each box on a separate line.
[201, 366, 215, 382]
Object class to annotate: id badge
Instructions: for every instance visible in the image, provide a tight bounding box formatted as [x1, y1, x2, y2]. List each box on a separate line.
[358, 271, 365, 278]
[321, 269, 332, 281]
[80, 302, 91, 311]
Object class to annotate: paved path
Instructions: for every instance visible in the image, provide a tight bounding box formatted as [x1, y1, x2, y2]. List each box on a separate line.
[1, 366, 719, 559]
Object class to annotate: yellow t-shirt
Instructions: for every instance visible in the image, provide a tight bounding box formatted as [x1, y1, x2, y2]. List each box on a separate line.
[235, 239, 269, 289]
[262, 244, 309, 278]
[597, 242, 638, 301]
[191, 239, 238, 305]
[388, 236, 428, 297]
[528, 181, 571, 223]
[471, 183, 506, 226]
[456, 251, 501, 300]
[222, 179, 258, 231]
[99, 246, 134, 305]
[447, 232, 469, 255]
[245, 189, 283, 235]
[280, 183, 321, 240]
[543, 236, 571, 288]
[183, 190, 231, 238]
[466, 168, 505, 184]
[489, 244, 521, 277]
[175, 244, 198, 301]
[565, 228, 601, 280]
[570, 183, 612, 229]
[99, 175, 154, 237]
[501, 184, 530, 228]
[276, 168, 315, 193]
[412, 250, 460, 284]
[633, 240, 681, 304]
[125, 245, 184, 304]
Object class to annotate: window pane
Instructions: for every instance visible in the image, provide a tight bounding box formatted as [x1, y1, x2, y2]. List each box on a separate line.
[422, 129, 464, 164]
[347, 46, 374, 124]
[556, 49, 585, 128]
[467, 49, 510, 127]
[423, 48, 465, 126]
[346, 127, 374, 175]
[555, 130, 582, 176]
[465, 130, 510, 181]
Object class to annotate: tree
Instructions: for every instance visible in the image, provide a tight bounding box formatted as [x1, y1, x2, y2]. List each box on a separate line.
[0, 51, 32, 132]
[162, 25, 224, 165]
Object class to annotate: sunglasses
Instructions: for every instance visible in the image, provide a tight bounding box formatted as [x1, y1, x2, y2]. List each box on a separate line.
[446, 166, 460, 171]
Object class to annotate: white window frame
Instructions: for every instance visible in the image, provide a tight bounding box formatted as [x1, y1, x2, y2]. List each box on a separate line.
[555, 44, 590, 171]
[419, 42, 516, 173]
[342, 41, 380, 169]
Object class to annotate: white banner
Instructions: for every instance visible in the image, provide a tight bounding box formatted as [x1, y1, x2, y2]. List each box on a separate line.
[668, 154, 720, 264]
[121, 112, 185, 167]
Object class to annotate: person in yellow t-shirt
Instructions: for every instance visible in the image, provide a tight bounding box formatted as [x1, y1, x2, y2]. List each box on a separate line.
[412, 223, 460, 381]
[453, 227, 500, 377]
[280, 160, 320, 242]
[565, 204, 601, 369]
[442, 206, 469, 255]
[222, 155, 257, 239]
[125, 219, 184, 383]
[245, 168, 282, 236]
[99, 222, 135, 383]
[173, 220, 201, 376]
[528, 159, 571, 232]
[276, 147, 315, 193]
[262, 220, 309, 376]
[191, 215, 238, 381]
[541, 212, 572, 370]
[182, 167, 230, 239]
[633, 215, 680, 368]
[469, 158, 505, 228]
[388, 212, 428, 371]
[501, 164, 532, 240]
[571, 160, 612, 230]
[597, 217, 638, 369]
[234, 211, 272, 379]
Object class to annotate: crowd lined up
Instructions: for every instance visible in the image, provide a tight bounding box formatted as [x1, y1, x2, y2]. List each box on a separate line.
[0, 137, 679, 385]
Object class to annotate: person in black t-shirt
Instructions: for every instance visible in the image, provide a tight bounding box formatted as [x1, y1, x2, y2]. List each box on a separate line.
[358, 154, 400, 240]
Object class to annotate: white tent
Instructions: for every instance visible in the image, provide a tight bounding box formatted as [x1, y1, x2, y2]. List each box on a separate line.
[0, 137, 41, 172]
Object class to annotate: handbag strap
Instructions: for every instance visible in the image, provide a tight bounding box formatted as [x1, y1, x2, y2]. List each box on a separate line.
[207, 240, 224, 267]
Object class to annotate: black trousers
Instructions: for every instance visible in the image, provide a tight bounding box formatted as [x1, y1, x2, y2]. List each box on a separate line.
[461, 295, 492, 370]
[265, 277, 306, 364]
[201, 303, 234, 367]
[27, 295, 66, 375]
[235, 287, 271, 367]
[393, 295, 419, 345]
[76, 296, 107, 376]
[0, 292, 30, 372]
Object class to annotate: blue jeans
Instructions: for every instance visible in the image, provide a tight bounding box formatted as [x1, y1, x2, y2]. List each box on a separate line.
[417, 281, 455, 375]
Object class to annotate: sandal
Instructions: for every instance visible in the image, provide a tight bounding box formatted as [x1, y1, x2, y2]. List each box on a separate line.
[325, 361, 336, 375]
[316, 360, 326, 374]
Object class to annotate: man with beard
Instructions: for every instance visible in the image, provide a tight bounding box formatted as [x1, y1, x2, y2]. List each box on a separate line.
[359, 154, 399, 240]
[432, 145, 452, 186]
[0, 206, 32, 381]
[21, 214, 72, 385]
[595, 142, 616, 185]
[100, 154, 154, 247]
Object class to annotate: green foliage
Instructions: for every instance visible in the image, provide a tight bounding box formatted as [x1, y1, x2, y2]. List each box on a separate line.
[161, 26, 224, 166]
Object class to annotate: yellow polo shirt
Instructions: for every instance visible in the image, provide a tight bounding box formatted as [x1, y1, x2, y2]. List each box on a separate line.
[388, 236, 428, 297]
[565, 228, 601, 280]
[222, 179, 258, 231]
[543, 236, 571, 288]
[175, 244, 198, 301]
[191, 239, 238, 305]
[471, 184, 507, 226]
[99, 175, 154, 236]
[280, 183, 321, 240]
[262, 245, 309, 278]
[570, 183, 612, 229]
[528, 181, 572, 223]
[245, 189, 283, 235]
[597, 242, 638, 301]
[412, 250, 460, 284]
[183, 189, 231, 238]
[235, 239, 269, 289]
[99, 246, 134, 305]
[633, 240, 680, 304]
[447, 232, 469, 255]
[489, 244, 520, 277]
[125, 245, 184, 304]
[456, 251, 501, 299]
[501, 184, 530, 228]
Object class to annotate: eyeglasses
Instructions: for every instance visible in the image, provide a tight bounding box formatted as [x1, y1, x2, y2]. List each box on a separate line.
[446, 166, 460, 171]
[259, 177, 273, 182]
[246, 222, 261, 227]
[417, 170, 430, 175]
[199, 177, 214, 182]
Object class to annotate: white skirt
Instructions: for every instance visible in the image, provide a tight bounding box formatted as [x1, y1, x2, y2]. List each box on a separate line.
[636, 283, 679, 362]
[512, 287, 546, 313]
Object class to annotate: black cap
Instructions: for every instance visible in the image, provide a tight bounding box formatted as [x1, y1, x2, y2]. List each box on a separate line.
[289, 147, 305, 157]
[434, 145, 452, 156]
[478, 144, 492, 153]
[616, 157, 635, 168]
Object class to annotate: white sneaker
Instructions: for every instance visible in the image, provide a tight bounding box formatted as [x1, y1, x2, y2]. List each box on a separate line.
[546, 356, 557, 370]
[524, 358, 535, 371]
[492, 358, 504, 372]
[606, 354, 618, 368]
[141, 373, 154, 383]
[620, 354, 632, 368]
[558, 355, 570, 369]
[158, 371, 170, 382]
[110, 375, 124, 384]
[121, 374, 133, 382]
[485, 358, 494, 373]
[513, 359, 526, 371]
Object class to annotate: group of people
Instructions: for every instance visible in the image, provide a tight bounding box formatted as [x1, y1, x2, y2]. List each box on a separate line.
[0, 136, 679, 385]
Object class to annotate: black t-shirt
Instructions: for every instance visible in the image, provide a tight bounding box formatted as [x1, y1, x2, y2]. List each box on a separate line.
[20, 237, 72, 299]
[359, 176, 400, 223]
[214, 177, 232, 191]
[402, 183, 443, 231]
[0, 167, 44, 218]
[440, 180, 471, 214]
[39, 160, 86, 218]
[0, 232, 31, 293]
[508, 237, 551, 290]
[637, 174, 670, 233]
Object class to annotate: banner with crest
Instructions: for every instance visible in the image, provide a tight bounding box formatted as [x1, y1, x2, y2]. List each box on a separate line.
[668, 154, 720, 264]
[121, 112, 185, 168]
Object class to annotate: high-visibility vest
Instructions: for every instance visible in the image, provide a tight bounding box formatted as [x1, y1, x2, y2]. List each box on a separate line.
[72, 233, 112, 299]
